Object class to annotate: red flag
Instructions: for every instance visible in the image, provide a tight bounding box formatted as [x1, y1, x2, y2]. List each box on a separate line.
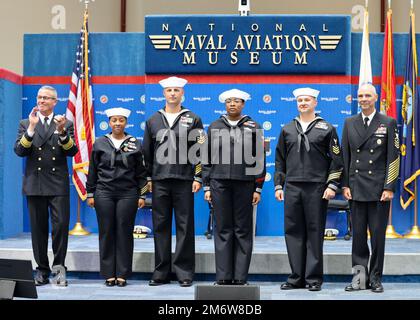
[66, 9, 95, 200]
[380, 9, 397, 119]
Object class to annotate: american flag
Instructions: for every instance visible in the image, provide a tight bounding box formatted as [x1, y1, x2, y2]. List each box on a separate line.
[66, 9, 95, 200]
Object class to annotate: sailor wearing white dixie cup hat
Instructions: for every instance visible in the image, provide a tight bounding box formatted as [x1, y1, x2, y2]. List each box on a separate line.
[142, 76, 204, 287]
[86, 107, 148, 287]
[274, 87, 343, 291]
[202, 88, 266, 286]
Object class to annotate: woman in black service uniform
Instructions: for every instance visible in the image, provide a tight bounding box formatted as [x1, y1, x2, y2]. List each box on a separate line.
[87, 107, 148, 287]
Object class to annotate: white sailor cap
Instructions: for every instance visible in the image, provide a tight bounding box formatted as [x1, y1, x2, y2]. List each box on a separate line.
[105, 107, 131, 118]
[159, 76, 188, 88]
[133, 225, 152, 239]
[324, 228, 339, 237]
[292, 87, 320, 99]
[219, 89, 251, 103]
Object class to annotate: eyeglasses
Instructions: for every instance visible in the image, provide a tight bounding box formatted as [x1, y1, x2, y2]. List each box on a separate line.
[37, 95, 57, 101]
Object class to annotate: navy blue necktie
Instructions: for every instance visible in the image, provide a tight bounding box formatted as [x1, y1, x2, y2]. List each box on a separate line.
[44, 117, 49, 133]
[364, 117, 369, 129]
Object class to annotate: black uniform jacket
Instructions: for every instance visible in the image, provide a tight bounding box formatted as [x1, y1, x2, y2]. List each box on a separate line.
[86, 134, 148, 199]
[14, 116, 78, 196]
[274, 116, 343, 191]
[341, 112, 400, 202]
[142, 107, 204, 183]
[202, 115, 266, 193]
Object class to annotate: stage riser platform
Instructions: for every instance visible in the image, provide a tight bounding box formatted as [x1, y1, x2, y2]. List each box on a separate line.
[1, 235, 420, 275]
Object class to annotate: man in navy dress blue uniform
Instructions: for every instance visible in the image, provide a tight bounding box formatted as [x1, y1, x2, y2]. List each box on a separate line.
[342, 83, 400, 293]
[14, 86, 78, 286]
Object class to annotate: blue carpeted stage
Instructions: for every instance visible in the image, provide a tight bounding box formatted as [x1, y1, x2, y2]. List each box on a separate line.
[1, 234, 420, 300]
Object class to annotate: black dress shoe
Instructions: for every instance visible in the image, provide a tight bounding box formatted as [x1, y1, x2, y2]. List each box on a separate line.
[344, 283, 357, 291]
[179, 279, 193, 287]
[105, 279, 116, 287]
[116, 279, 127, 287]
[215, 280, 232, 285]
[308, 283, 322, 291]
[149, 279, 170, 286]
[233, 280, 249, 285]
[34, 271, 49, 286]
[370, 281, 384, 293]
[345, 282, 369, 291]
[280, 282, 301, 290]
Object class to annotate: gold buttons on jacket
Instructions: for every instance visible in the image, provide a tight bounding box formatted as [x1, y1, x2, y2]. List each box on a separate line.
[356, 160, 360, 163]
[357, 149, 360, 153]
[369, 160, 373, 164]
[369, 171, 372, 175]
[38, 157, 42, 161]
[370, 149, 374, 153]
[52, 147, 55, 150]
[355, 169, 359, 173]
[52, 168, 56, 172]
[52, 157, 56, 161]
[38, 167, 41, 171]
[38, 147, 42, 151]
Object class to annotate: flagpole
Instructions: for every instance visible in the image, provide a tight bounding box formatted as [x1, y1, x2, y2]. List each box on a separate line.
[404, 2, 420, 239]
[405, 182, 420, 238]
[69, 0, 95, 237]
[380, 0, 402, 238]
[69, 197, 90, 236]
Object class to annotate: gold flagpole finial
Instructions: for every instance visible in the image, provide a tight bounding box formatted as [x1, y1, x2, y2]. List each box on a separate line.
[388, 0, 391, 8]
[412, 0, 414, 10]
[79, 0, 95, 9]
[365, 0, 368, 9]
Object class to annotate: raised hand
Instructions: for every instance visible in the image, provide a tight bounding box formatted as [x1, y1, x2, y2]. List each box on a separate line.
[53, 114, 67, 134]
[28, 107, 40, 130]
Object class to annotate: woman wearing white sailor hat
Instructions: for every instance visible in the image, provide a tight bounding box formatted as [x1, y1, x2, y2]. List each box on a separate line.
[86, 107, 148, 287]
[203, 88, 266, 285]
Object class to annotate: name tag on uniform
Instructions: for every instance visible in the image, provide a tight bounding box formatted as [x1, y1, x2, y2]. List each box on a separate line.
[315, 122, 328, 130]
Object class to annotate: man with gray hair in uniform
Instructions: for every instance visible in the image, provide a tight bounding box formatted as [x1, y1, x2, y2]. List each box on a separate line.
[342, 83, 399, 293]
[14, 85, 78, 286]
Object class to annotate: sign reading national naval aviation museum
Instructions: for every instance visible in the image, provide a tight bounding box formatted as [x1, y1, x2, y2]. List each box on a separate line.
[145, 15, 351, 74]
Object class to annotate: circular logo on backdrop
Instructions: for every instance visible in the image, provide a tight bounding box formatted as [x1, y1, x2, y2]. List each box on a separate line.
[265, 173, 272, 182]
[140, 94, 146, 104]
[346, 95, 352, 104]
[263, 121, 272, 131]
[140, 122, 146, 131]
[99, 121, 109, 131]
[263, 95, 272, 103]
[100, 95, 108, 104]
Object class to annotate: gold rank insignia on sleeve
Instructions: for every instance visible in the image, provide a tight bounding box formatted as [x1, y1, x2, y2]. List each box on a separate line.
[20, 135, 32, 148]
[386, 157, 400, 185]
[197, 129, 205, 144]
[195, 163, 202, 175]
[141, 185, 149, 195]
[332, 139, 340, 155]
[62, 138, 74, 150]
[332, 146, 340, 155]
[394, 132, 400, 149]
[327, 171, 342, 182]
